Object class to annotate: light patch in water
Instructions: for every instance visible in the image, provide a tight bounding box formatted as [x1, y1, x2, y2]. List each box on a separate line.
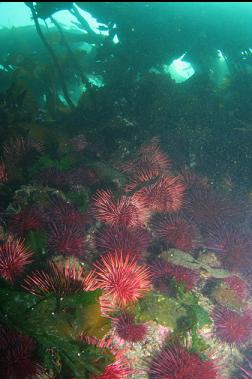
[50, 5, 109, 35]
[0, 2, 34, 28]
[0, 2, 109, 37]
[213, 49, 230, 85]
[87, 75, 104, 88]
[113, 34, 120, 44]
[217, 49, 225, 62]
[165, 53, 195, 83]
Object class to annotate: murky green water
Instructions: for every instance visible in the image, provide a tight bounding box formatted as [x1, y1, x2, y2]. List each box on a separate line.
[1, 3, 252, 378]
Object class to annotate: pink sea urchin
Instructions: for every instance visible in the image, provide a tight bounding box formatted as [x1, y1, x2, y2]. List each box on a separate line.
[92, 189, 149, 227]
[121, 137, 171, 178]
[148, 343, 218, 379]
[93, 251, 151, 308]
[133, 174, 185, 213]
[0, 237, 33, 282]
[22, 260, 92, 297]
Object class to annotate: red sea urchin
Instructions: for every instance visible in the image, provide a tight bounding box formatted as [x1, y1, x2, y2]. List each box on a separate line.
[67, 166, 98, 187]
[47, 223, 86, 257]
[82, 335, 133, 379]
[0, 159, 7, 183]
[22, 260, 93, 297]
[124, 166, 161, 195]
[137, 138, 171, 173]
[223, 276, 248, 300]
[0, 325, 43, 379]
[95, 364, 130, 379]
[133, 174, 185, 213]
[121, 138, 171, 177]
[8, 206, 44, 237]
[203, 223, 252, 273]
[3, 136, 28, 164]
[150, 213, 199, 252]
[148, 343, 218, 379]
[180, 169, 209, 191]
[69, 134, 87, 151]
[95, 225, 151, 259]
[186, 188, 245, 228]
[37, 167, 68, 188]
[92, 189, 149, 227]
[114, 313, 147, 343]
[0, 237, 33, 282]
[46, 196, 87, 227]
[239, 357, 252, 379]
[212, 306, 252, 346]
[150, 258, 199, 292]
[93, 251, 151, 308]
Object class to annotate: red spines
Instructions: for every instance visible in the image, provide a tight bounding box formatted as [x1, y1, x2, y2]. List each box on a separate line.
[114, 313, 147, 343]
[148, 343, 218, 379]
[0, 159, 7, 183]
[47, 223, 86, 257]
[95, 225, 151, 259]
[0, 326, 43, 379]
[133, 175, 185, 213]
[23, 260, 92, 297]
[150, 259, 199, 291]
[223, 276, 248, 300]
[8, 206, 44, 237]
[0, 237, 33, 282]
[92, 251, 151, 308]
[46, 196, 87, 227]
[150, 213, 199, 252]
[92, 189, 149, 227]
[81, 335, 133, 378]
[213, 306, 252, 346]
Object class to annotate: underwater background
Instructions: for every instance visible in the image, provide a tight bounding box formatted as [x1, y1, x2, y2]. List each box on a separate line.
[1, 2, 252, 378]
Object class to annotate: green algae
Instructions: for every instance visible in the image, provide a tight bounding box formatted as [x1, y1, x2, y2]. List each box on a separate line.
[135, 291, 187, 329]
[0, 287, 111, 378]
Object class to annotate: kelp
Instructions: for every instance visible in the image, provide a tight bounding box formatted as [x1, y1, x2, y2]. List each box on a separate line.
[27, 2, 74, 20]
[0, 286, 111, 378]
[27, 2, 75, 110]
